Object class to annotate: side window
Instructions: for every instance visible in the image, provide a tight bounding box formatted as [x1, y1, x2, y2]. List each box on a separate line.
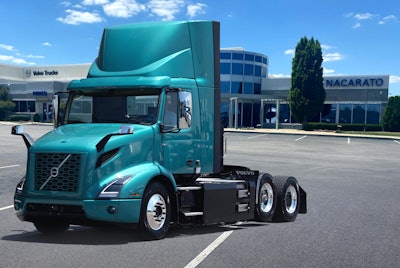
[163, 91, 178, 129]
[179, 91, 192, 129]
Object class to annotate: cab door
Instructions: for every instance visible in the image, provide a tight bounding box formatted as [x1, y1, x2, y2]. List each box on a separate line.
[160, 90, 196, 174]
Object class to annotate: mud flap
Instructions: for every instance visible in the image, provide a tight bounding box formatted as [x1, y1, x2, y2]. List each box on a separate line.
[299, 186, 307, 214]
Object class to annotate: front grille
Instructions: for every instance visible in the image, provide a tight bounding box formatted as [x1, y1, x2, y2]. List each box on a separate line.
[35, 153, 81, 192]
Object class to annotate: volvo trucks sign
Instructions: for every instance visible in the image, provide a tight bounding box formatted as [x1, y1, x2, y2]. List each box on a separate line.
[25, 69, 59, 78]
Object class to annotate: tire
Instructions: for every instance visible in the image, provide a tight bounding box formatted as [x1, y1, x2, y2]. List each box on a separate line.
[255, 173, 276, 222]
[34, 220, 69, 234]
[138, 182, 171, 240]
[272, 176, 300, 222]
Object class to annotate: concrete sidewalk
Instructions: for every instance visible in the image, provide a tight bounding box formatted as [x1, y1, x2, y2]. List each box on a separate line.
[225, 127, 400, 140]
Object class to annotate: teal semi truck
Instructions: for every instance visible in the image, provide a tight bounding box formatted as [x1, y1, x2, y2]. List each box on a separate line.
[12, 21, 306, 240]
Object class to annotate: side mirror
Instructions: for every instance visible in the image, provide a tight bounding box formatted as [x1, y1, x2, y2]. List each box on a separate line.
[11, 125, 34, 149]
[52, 94, 59, 128]
[11, 125, 24, 135]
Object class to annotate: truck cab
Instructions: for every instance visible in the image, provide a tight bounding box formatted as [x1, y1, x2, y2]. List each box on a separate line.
[13, 21, 306, 240]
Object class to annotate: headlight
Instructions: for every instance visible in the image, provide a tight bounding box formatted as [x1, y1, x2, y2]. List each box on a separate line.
[15, 177, 26, 195]
[97, 175, 133, 199]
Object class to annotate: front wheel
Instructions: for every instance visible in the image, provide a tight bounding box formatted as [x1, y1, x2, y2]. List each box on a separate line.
[272, 176, 300, 222]
[138, 182, 171, 240]
[255, 173, 276, 222]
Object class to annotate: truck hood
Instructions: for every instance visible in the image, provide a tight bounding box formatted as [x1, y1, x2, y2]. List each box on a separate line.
[30, 124, 153, 153]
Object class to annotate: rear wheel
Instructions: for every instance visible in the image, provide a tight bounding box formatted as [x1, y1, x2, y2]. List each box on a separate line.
[34, 220, 69, 234]
[255, 173, 276, 222]
[138, 182, 171, 240]
[272, 176, 300, 222]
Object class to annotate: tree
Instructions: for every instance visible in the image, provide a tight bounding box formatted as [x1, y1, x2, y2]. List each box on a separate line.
[289, 36, 326, 129]
[382, 96, 400, 132]
[0, 85, 15, 120]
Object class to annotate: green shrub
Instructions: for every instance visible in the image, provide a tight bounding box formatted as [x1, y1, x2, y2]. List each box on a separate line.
[9, 114, 30, 121]
[307, 123, 382, 132]
[33, 113, 40, 122]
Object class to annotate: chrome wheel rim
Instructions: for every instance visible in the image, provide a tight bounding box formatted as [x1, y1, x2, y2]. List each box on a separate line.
[146, 194, 167, 231]
[260, 182, 274, 213]
[285, 185, 298, 214]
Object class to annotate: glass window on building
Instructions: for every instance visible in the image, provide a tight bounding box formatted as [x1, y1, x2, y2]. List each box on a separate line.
[232, 53, 243, 60]
[232, 63, 243, 75]
[254, 65, 261, 77]
[253, 103, 260, 127]
[366, 104, 380, 124]
[231, 82, 242, 94]
[242, 103, 253, 127]
[353, 104, 366, 124]
[254, 83, 261, 94]
[220, 62, 231, 74]
[245, 53, 254, 61]
[263, 103, 276, 123]
[220, 52, 231, 59]
[339, 104, 352, 123]
[244, 64, 254, 76]
[279, 104, 291, 123]
[261, 66, 267, 78]
[263, 57, 268, 64]
[255, 55, 262, 63]
[243, 82, 253, 94]
[13, 100, 36, 113]
[321, 104, 336, 123]
[221, 81, 230, 94]
[220, 101, 229, 127]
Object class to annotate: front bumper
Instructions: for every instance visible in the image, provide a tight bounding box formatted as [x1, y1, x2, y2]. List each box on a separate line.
[14, 195, 142, 225]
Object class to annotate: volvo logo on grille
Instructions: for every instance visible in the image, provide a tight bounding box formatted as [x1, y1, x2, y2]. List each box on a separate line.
[39, 154, 72, 190]
[50, 167, 59, 178]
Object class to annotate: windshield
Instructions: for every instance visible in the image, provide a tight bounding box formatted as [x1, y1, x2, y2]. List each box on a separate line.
[63, 90, 160, 125]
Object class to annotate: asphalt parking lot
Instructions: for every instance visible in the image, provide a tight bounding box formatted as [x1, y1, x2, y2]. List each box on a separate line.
[1, 123, 400, 267]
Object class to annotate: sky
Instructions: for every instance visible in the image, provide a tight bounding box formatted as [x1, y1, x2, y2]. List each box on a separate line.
[1, 0, 400, 95]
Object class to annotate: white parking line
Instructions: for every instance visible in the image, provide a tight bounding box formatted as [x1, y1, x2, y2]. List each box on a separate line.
[0, 164, 20, 169]
[0, 205, 14, 211]
[295, 135, 307, 141]
[348, 138, 351, 144]
[184, 230, 234, 268]
[247, 134, 267, 139]
[394, 140, 400, 145]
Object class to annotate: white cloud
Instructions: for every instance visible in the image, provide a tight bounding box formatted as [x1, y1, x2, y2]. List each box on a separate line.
[60, 1, 72, 7]
[57, 0, 207, 23]
[147, 0, 185, 21]
[323, 53, 344, 62]
[354, 13, 374, 20]
[284, 49, 295, 56]
[103, 0, 146, 18]
[82, 0, 109, 5]
[42, 42, 52, 47]
[0, 55, 29, 65]
[187, 3, 207, 18]
[379, 15, 398, 25]
[56, 9, 104, 25]
[321, 44, 334, 50]
[352, 22, 361, 29]
[26, 54, 45, 59]
[0, 55, 14, 61]
[323, 67, 335, 75]
[0, 44, 15, 51]
[390, 75, 400, 84]
[268, 74, 290, 78]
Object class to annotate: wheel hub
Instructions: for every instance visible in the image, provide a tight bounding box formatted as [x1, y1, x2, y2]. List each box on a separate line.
[146, 194, 167, 231]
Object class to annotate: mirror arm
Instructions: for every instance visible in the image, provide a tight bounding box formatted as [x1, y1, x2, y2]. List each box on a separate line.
[11, 125, 34, 149]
